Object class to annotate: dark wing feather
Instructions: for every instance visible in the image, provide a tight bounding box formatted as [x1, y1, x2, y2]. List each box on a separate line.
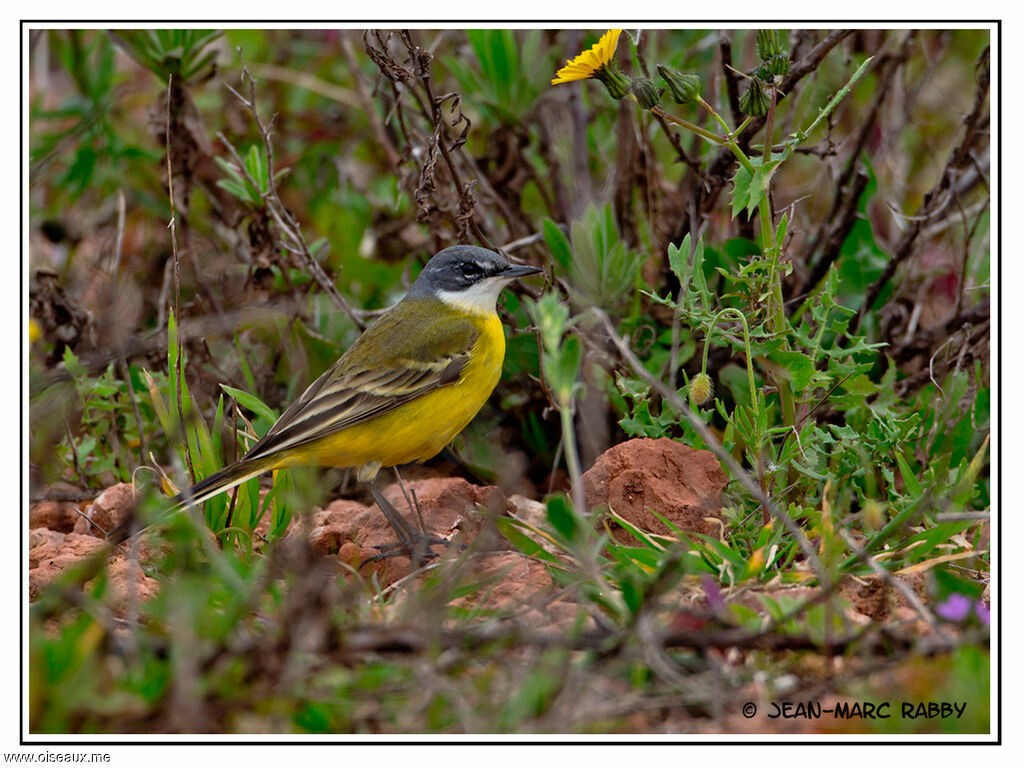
[241, 299, 477, 462]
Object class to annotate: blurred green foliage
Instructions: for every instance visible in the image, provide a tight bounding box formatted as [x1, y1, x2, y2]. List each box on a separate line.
[111, 29, 223, 84]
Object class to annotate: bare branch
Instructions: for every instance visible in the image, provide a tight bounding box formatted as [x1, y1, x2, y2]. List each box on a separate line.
[853, 46, 990, 333]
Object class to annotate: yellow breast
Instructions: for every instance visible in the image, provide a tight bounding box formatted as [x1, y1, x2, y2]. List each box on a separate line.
[284, 312, 505, 473]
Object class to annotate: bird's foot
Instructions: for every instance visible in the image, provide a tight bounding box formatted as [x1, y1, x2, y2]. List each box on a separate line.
[361, 532, 453, 569]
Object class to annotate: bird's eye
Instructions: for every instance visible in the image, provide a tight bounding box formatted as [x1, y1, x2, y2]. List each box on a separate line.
[460, 262, 483, 279]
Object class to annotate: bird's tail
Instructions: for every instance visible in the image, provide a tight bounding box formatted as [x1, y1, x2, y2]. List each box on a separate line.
[106, 459, 269, 544]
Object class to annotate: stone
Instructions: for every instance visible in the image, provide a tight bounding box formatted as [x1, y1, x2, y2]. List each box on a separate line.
[73, 483, 140, 538]
[582, 437, 727, 541]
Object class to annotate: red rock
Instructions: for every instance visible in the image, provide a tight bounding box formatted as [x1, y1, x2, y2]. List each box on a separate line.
[337, 541, 366, 568]
[838, 572, 928, 630]
[311, 498, 376, 533]
[28, 533, 106, 598]
[101, 556, 160, 607]
[380, 476, 511, 545]
[73, 483, 140, 538]
[302, 477, 513, 585]
[508, 494, 563, 558]
[448, 552, 557, 625]
[29, 500, 80, 532]
[27, 474, 540, 606]
[582, 437, 727, 541]
[28, 528, 67, 568]
[29, 538, 160, 612]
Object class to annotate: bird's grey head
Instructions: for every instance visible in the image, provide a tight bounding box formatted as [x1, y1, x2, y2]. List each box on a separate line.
[408, 245, 542, 314]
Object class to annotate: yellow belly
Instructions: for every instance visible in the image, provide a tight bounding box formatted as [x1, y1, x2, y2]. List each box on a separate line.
[277, 313, 505, 474]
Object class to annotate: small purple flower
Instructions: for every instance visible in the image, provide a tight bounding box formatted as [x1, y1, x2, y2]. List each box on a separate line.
[935, 593, 972, 622]
[974, 600, 990, 625]
[701, 575, 727, 617]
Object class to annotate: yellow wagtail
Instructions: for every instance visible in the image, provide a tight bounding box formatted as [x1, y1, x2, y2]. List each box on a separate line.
[109, 245, 542, 555]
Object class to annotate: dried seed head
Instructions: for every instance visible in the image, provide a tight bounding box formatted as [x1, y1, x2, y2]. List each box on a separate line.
[689, 372, 714, 406]
[756, 29, 785, 61]
[739, 79, 771, 116]
[756, 54, 790, 82]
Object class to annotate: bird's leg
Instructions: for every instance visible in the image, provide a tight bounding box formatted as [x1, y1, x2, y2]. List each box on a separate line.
[367, 479, 418, 546]
[364, 478, 449, 568]
[392, 467, 428, 534]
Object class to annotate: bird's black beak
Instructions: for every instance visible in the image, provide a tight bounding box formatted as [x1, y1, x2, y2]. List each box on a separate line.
[501, 263, 544, 279]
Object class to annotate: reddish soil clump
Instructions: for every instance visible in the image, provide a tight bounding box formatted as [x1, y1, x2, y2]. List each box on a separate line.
[27, 476, 529, 601]
[28, 530, 106, 598]
[308, 476, 514, 584]
[73, 483, 140, 538]
[582, 437, 727, 541]
[29, 499, 80, 533]
[27, 447, 724, 619]
[448, 552, 564, 627]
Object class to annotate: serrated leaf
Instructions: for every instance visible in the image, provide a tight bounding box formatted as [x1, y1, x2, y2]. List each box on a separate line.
[829, 423, 859, 441]
[730, 160, 780, 219]
[766, 349, 816, 392]
[841, 374, 879, 396]
[667, 237, 690, 289]
[62, 347, 86, 378]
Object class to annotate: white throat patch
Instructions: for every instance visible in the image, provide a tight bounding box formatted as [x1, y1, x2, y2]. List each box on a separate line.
[437, 277, 509, 316]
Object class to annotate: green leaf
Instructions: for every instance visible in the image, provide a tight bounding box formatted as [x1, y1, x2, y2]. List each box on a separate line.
[552, 334, 583, 402]
[220, 385, 279, 426]
[841, 374, 880, 396]
[216, 178, 249, 200]
[829, 423, 859, 441]
[775, 212, 788, 249]
[62, 347, 87, 378]
[692, 533, 748, 570]
[214, 156, 245, 184]
[730, 160, 780, 218]
[766, 349, 816, 392]
[546, 495, 577, 541]
[542, 219, 572, 270]
[494, 518, 562, 564]
[794, 56, 874, 145]
[246, 145, 267, 193]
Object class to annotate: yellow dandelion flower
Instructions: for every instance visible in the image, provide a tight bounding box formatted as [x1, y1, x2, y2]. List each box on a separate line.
[551, 29, 623, 85]
[28, 317, 41, 344]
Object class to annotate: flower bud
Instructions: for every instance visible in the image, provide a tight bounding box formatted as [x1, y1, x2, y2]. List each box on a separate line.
[657, 65, 702, 105]
[756, 29, 785, 61]
[689, 372, 714, 406]
[630, 76, 660, 109]
[756, 53, 790, 82]
[593, 61, 631, 100]
[739, 79, 770, 116]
